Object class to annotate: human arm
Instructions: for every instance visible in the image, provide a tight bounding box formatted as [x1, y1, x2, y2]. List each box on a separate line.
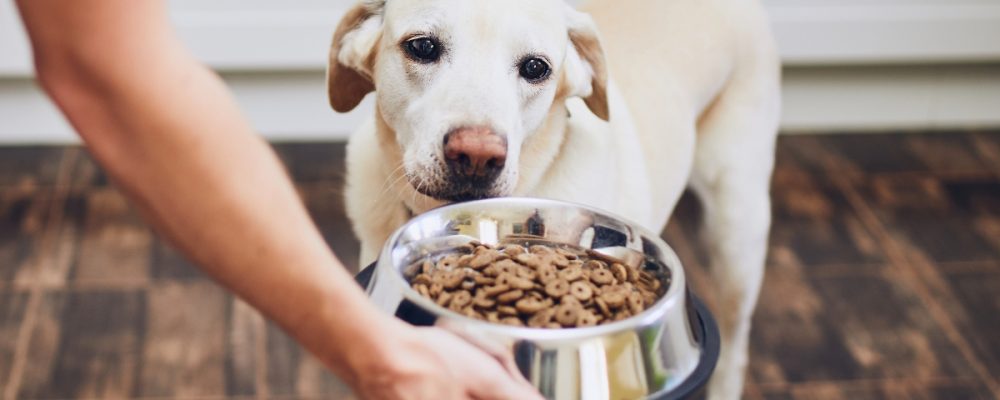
[14, 1, 539, 399]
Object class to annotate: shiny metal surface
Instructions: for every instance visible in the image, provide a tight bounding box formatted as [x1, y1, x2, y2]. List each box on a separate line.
[367, 198, 704, 400]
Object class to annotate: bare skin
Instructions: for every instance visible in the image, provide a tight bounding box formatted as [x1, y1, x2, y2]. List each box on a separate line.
[14, 1, 541, 399]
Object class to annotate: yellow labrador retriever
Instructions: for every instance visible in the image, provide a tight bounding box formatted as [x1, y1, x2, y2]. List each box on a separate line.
[327, 0, 780, 398]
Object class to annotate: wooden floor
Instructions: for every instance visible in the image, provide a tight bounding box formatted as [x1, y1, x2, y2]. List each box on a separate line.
[0, 132, 998, 399]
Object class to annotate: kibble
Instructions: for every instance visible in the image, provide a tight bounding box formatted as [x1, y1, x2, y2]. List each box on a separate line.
[407, 241, 666, 328]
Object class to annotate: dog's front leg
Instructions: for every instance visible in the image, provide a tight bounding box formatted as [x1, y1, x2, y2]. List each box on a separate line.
[689, 90, 778, 398]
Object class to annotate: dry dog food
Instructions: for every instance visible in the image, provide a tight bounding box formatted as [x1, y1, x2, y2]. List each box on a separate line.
[406, 241, 666, 328]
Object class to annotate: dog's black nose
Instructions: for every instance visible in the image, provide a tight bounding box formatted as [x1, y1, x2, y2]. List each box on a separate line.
[443, 127, 507, 181]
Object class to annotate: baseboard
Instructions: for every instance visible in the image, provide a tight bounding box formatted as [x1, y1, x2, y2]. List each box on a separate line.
[781, 65, 1000, 133]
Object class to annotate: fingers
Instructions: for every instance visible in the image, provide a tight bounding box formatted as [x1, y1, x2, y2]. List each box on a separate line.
[466, 362, 545, 400]
[436, 321, 529, 385]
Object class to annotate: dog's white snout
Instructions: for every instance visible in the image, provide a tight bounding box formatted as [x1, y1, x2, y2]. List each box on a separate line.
[443, 126, 508, 179]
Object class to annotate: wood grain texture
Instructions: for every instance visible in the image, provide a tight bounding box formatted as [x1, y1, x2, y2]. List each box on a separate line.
[0, 291, 28, 391]
[0, 134, 998, 399]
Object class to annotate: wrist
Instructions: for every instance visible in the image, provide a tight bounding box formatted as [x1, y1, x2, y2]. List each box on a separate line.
[297, 296, 409, 384]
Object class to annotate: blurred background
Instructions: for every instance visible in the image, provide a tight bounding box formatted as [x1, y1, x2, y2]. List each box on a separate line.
[0, 0, 998, 399]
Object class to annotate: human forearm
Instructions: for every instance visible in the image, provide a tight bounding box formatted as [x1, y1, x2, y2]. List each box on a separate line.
[16, 0, 392, 381]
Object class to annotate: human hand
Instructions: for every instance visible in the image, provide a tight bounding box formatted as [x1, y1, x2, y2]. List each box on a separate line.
[348, 320, 544, 400]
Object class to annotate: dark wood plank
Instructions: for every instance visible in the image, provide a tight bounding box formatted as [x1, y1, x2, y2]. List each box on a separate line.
[860, 174, 998, 265]
[0, 188, 47, 283]
[137, 281, 228, 397]
[150, 241, 204, 281]
[225, 298, 263, 397]
[17, 290, 144, 398]
[759, 379, 993, 400]
[905, 133, 996, 176]
[0, 291, 29, 391]
[814, 134, 943, 175]
[0, 147, 65, 190]
[266, 320, 353, 398]
[69, 188, 152, 285]
[751, 265, 980, 385]
[274, 142, 348, 184]
[300, 184, 361, 274]
[64, 148, 111, 192]
[942, 269, 1000, 382]
[770, 170, 887, 268]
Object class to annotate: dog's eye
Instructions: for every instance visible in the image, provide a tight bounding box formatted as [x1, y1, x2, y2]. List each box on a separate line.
[519, 57, 551, 82]
[404, 37, 441, 63]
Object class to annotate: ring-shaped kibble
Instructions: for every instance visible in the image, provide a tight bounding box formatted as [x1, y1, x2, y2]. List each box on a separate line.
[555, 304, 580, 326]
[502, 244, 526, 256]
[528, 308, 556, 327]
[560, 295, 582, 307]
[545, 280, 570, 298]
[611, 263, 628, 282]
[429, 283, 444, 297]
[436, 291, 452, 307]
[550, 255, 570, 268]
[437, 254, 459, 269]
[473, 294, 496, 308]
[584, 260, 606, 270]
[498, 305, 519, 316]
[590, 269, 615, 285]
[595, 297, 611, 317]
[497, 289, 524, 304]
[474, 275, 495, 285]
[515, 297, 547, 314]
[443, 271, 465, 289]
[570, 281, 593, 301]
[538, 268, 558, 284]
[451, 290, 472, 308]
[468, 252, 494, 269]
[412, 273, 432, 286]
[483, 284, 511, 297]
[601, 291, 626, 308]
[516, 266, 537, 280]
[511, 277, 535, 290]
[578, 312, 598, 327]
[560, 266, 583, 281]
[529, 245, 554, 255]
[515, 253, 540, 267]
[414, 283, 430, 298]
[421, 260, 434, 274]
[495, 273, 513, 287]
[627, 292, 644, 315]
[556, 247, 579, 259]
[458, 254, 474, 267]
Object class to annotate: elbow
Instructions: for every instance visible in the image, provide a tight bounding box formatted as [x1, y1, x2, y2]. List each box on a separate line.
[32, 49, 101, 112]
[30, 48, 124, 148]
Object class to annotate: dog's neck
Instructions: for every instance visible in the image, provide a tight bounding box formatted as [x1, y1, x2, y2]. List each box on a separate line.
[512, 104, 572, 196]
[372, 101, 572, 215]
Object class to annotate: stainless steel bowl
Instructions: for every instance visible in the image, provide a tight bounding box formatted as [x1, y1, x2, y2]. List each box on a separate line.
[360, 198, 718, 400]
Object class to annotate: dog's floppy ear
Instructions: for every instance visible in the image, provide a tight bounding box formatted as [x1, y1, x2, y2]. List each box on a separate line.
[327, 1, 383, 113]
[563, 6, 610, 121]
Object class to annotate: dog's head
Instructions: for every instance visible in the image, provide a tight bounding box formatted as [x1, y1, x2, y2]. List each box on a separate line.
[328, 0, 607, 202]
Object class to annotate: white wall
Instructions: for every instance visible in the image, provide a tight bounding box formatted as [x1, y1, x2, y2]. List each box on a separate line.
[1, 0, 999, 143]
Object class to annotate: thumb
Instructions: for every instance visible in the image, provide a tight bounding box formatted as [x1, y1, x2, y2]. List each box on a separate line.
[467, 365, 545, 400]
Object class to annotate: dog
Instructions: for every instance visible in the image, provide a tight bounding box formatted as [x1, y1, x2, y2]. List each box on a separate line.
[327, 0, 780, 398]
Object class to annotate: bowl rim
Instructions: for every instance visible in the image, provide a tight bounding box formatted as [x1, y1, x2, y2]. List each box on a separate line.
[377, 197, 689, 341]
